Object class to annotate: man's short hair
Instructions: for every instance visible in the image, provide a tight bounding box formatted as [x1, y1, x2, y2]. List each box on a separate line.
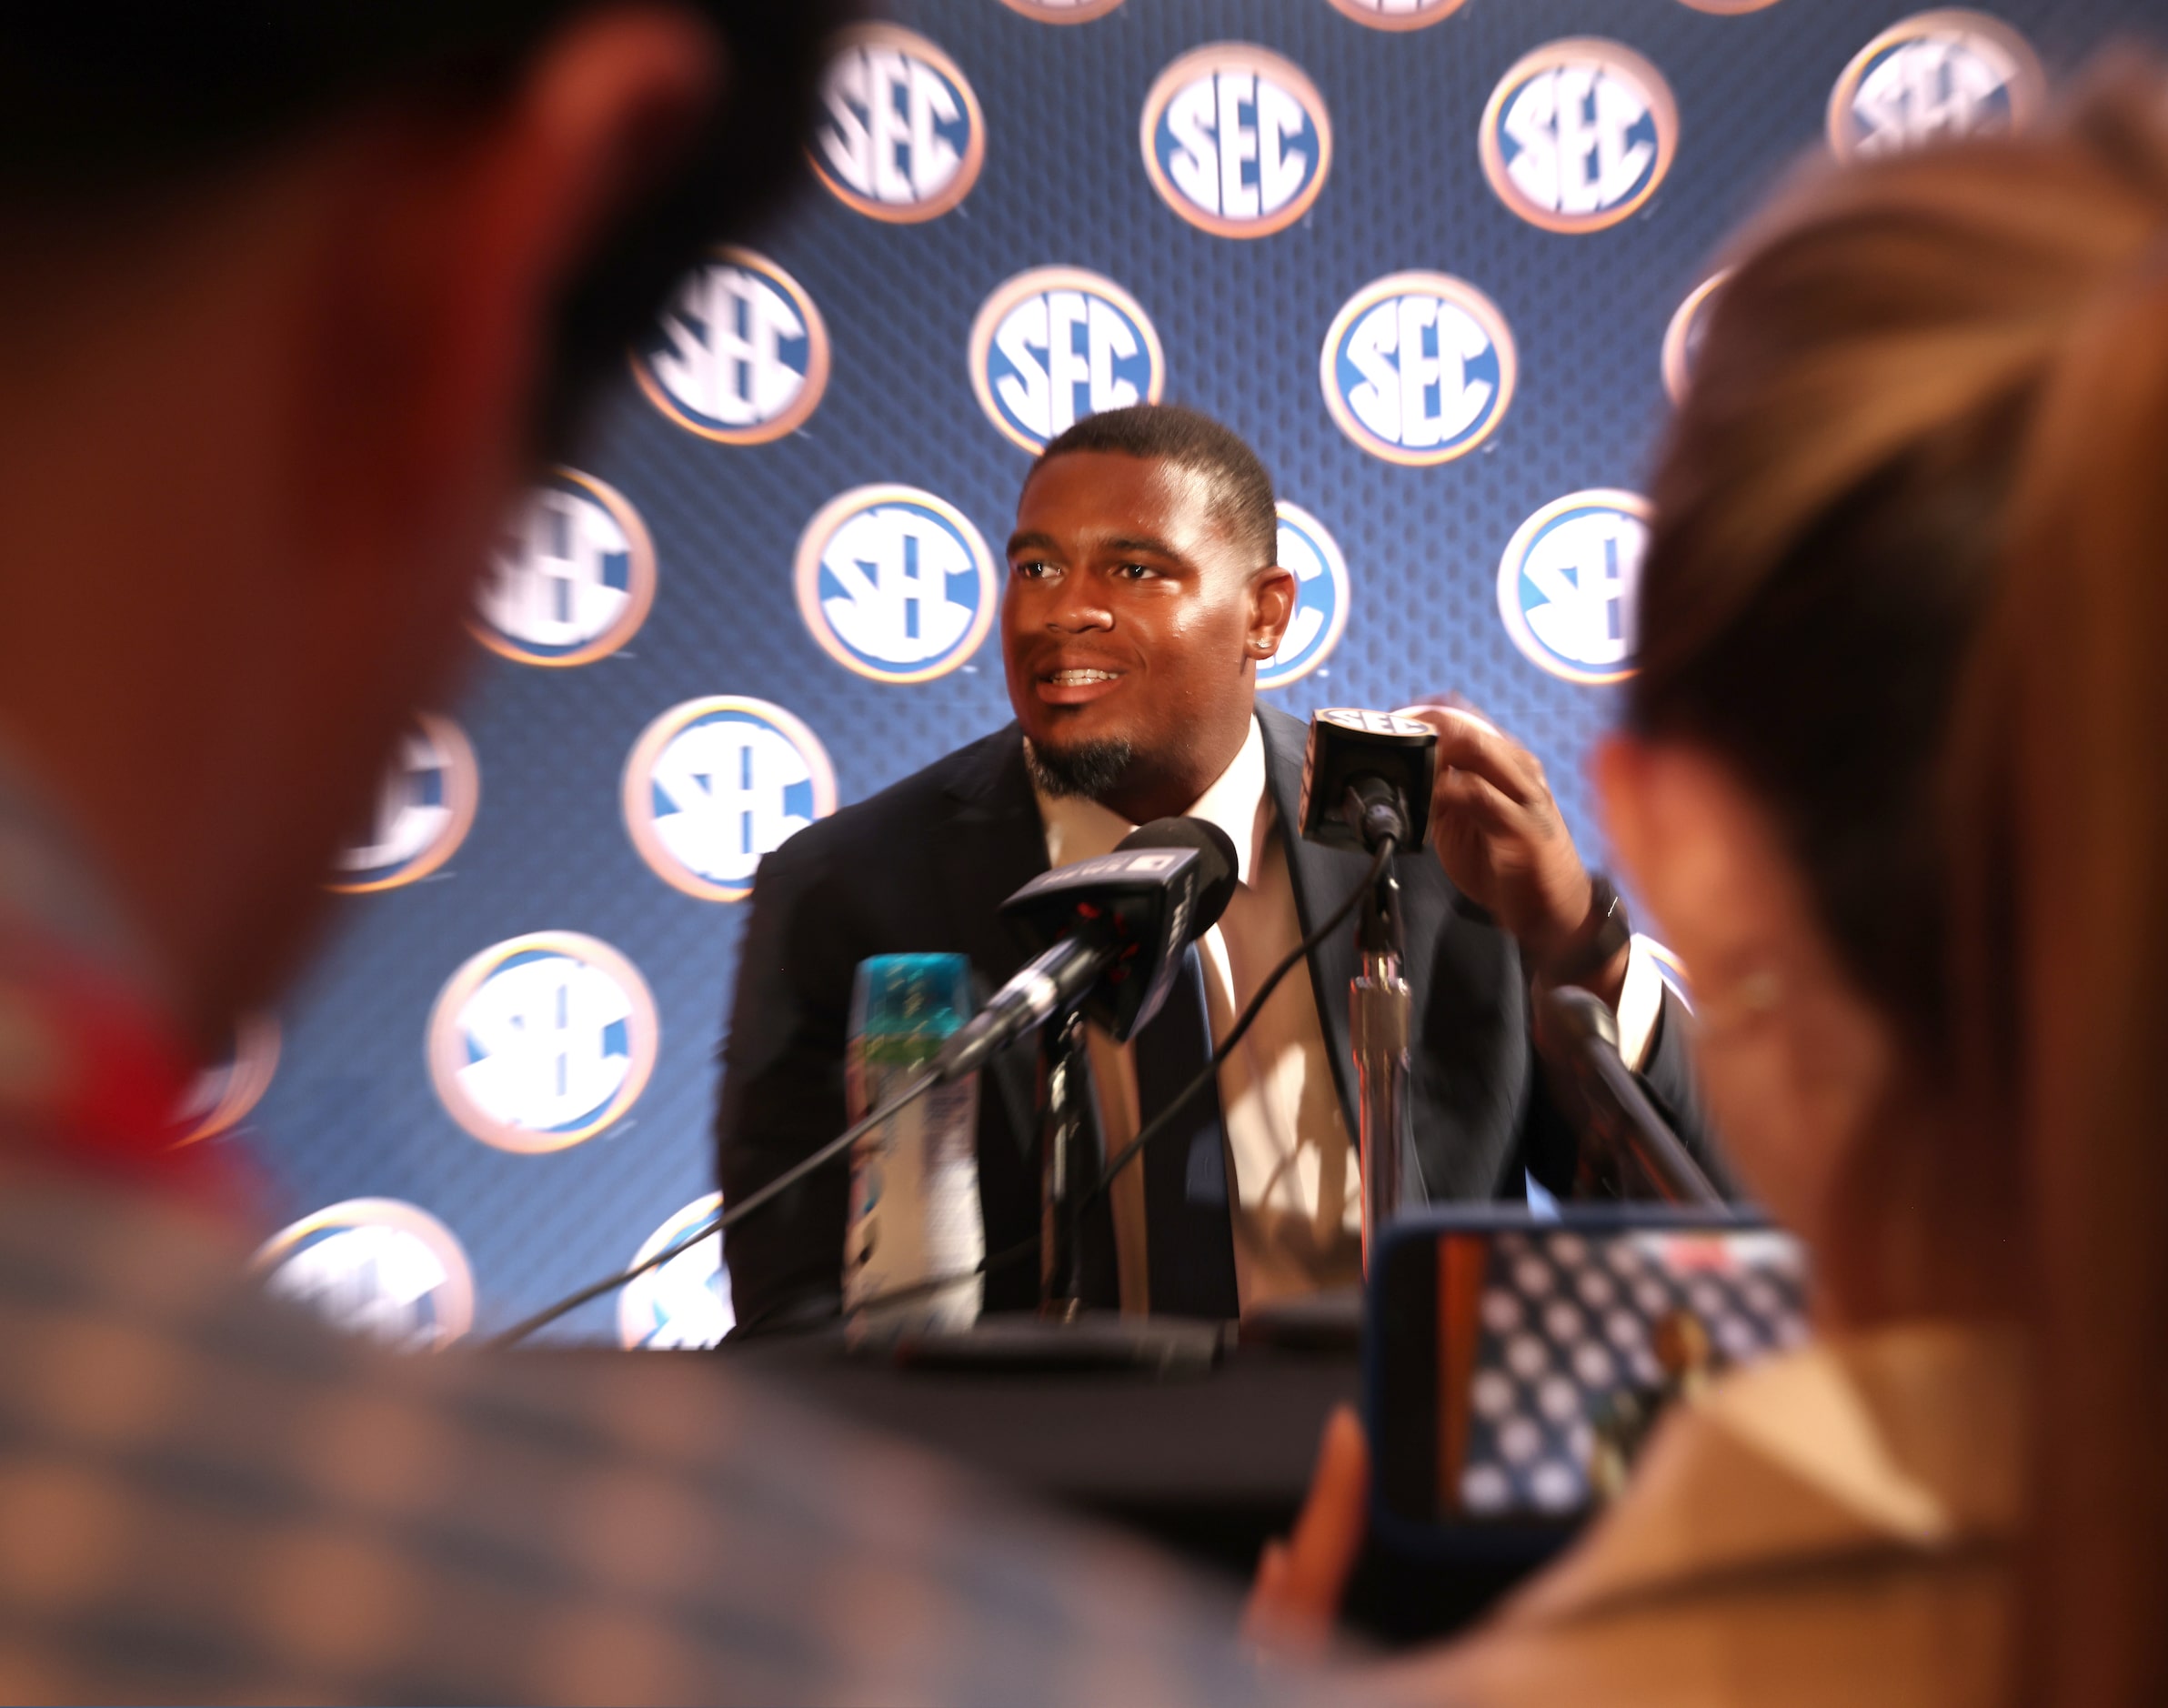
[0, 3, 848, 452]
[1033, 404, 1279, 567]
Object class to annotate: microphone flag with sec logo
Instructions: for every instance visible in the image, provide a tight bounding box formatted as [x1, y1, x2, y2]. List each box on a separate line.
[1299, 709, 1437, 852]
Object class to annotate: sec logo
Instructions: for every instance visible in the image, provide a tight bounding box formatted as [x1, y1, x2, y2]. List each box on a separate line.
[1661, 272, 1729, 405]
[1261, 503, 1350, 690]
[1141, 44, 1331, 239]
[624, 697, 838, 903]
[796, 486, 999, 683]
[254, 1199, 475, 1351]
[1497, 490, 1651, 685]
[811, 25, 984, 223]
[1480, 39, 1679, 235]
[969, 268, 1166, 454]
[329, 714, 479, 894]
[479, 469, 657, 667]
[1320, 272, 1517, 465]
[633, 247, 828, 445]
[1324, 0, 1470, 28]
[1828, 11, 2043, 162]
[999, 0, 1124, 18]
[427, 932, 659, 1154]
[619, 1194, 736, 1350]
[175, 1013, 279, 1144]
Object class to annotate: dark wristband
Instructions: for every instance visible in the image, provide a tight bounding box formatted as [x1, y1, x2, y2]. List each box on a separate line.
[1541, 874, 1631, 986]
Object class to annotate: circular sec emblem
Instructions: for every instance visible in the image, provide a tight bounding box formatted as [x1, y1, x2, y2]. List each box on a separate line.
[969, 268, 1166, 454]
[624, 698, 838, 904]
[329, 713, 479, 894]
[619, 1194, 736, 1350]
[1828, 11, 2043, 163]
[796, 486, 998, 683]
[175, 1014, 280, 1144]
[1261, 503, 1350, 690]
[1661, 271, 1729, 405]
[1497, 490, 1651, 685]
[427, 932, 659, 1154]
[633, 248, 828, 445]
[811, 25, 984, 223]
[254, 1199, 475, 1351]
[1481, 39, 1679, 235]
[999, 0, 1124, 18]
[1141, 44, 1332, 239]
[1325, 0, 1470, 28]
[1320, 272, 1517, 465]
[479, 469, 657, 667]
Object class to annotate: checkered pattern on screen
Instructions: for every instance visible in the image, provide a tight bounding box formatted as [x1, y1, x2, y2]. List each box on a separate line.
[1459, 1229, 1809, 1517]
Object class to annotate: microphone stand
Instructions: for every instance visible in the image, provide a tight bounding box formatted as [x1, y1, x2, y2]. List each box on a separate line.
[1347, 791, 1411, 1276]
[1543, 986, 1721, 1207]
[1037, 1005, 1093, 1321]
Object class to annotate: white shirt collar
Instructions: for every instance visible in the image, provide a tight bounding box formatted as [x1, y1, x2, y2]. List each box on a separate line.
[1030, 715, 1272, 887]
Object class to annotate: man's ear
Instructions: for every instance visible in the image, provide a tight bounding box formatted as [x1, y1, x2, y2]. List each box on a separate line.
[1248, 564, 1298, 658]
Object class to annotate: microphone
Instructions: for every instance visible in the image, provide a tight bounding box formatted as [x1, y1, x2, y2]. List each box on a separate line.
[1539, 986, 1721, 1207]
[1298, 709, 1437, 852]
[931, 817, 1239, 1082]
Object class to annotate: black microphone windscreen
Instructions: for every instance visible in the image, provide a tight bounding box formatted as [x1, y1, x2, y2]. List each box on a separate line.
[1541, 983, 1622, 1054]
[1119, 817, 1240, 936]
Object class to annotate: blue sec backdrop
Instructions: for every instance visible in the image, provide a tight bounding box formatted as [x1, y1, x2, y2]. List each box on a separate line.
[229, 0, 2160, 1349]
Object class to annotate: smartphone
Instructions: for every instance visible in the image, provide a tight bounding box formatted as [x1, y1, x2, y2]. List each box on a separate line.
[1365, 1209, 1809, 1555]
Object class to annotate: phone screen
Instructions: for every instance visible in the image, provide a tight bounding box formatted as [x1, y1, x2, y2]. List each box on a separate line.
[1368, 1212, 1809, 1543]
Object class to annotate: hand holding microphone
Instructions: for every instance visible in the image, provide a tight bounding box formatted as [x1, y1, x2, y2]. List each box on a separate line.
[1397, 698, 1628, 1008]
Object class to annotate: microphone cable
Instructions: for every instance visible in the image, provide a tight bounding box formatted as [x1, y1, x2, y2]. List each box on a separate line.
[482, 1066, 940, 1350]
[487, 836, 1396, 1347]
[1089, 834, 1392, 1200]
[809, 835, 1396, 1325]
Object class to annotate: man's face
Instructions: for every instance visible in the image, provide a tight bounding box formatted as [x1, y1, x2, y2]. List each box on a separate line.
[1002, 450, 1292, 815]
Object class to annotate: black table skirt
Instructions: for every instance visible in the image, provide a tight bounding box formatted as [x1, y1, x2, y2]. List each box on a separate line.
[707, 1330, 1564, 1644]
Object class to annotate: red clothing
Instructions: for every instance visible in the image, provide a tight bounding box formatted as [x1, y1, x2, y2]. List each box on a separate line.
[0, 919, 250, 1215]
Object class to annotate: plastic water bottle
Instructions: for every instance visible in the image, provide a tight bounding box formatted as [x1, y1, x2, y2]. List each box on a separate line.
[845, 954, 984, 1335]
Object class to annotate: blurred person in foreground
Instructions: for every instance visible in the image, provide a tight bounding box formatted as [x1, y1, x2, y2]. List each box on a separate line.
[0, 8, 1312, 1703]
[1251, 58, 2168, 1708]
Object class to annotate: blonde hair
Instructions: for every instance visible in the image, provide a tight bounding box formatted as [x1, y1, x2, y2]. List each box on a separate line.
[1630, 60, 2168, 1706]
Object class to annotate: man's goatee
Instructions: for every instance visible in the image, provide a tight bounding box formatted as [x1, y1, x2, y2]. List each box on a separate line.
[1025, 737, 1136, 802]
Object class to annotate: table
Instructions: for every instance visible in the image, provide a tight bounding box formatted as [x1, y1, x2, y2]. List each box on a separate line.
[722, 1328, 1566, 1644]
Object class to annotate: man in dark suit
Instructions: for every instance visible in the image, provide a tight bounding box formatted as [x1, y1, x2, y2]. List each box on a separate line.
[718, 405, 1717, 1331]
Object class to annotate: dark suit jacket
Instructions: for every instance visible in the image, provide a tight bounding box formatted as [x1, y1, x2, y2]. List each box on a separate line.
[715, 706, 1717, 1331]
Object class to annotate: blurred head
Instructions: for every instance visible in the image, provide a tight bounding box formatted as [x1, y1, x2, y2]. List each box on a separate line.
[0, 4, 840, 1051]
[1592, 60, 2168, 1703]
[1002, 404, 1294, 825]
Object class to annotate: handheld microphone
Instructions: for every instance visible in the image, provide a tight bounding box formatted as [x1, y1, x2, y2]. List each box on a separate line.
[1299, 709, 1437, 852]
[1539, 986, 1721, 1207]
[931, 817, 1239, 1082]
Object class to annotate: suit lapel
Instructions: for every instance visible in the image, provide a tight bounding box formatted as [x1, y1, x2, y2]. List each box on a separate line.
[936, 724, 1049, 1157]
[1257, 707, 1370, 1145]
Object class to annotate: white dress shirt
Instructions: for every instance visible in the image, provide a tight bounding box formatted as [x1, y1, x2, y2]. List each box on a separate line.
[1030, 715, 1663, 1315]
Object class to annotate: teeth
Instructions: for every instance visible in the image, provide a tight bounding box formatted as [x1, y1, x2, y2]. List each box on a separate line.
[1050, 669, 1118, 686]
